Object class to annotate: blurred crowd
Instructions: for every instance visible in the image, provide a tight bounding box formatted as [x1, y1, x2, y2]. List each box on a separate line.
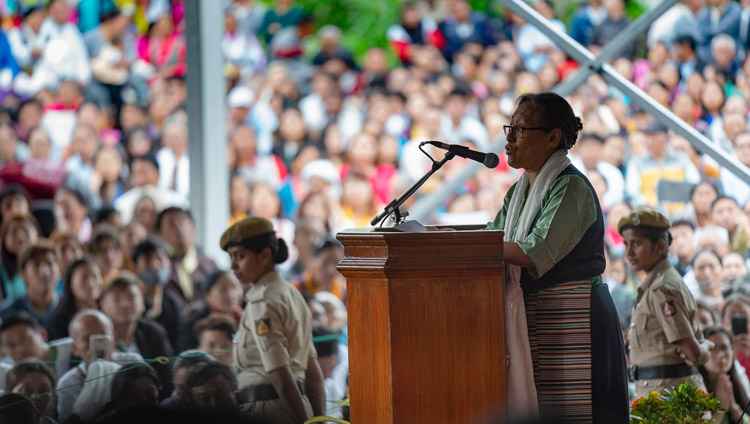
[0, 0, 747, 421]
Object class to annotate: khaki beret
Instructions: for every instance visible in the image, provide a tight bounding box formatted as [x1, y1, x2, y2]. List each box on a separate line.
[220, 216, 275, 251]
[617, 209, 671, 234]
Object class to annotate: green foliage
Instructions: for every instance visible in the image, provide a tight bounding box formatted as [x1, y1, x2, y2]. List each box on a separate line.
[630, 381, 724, 424]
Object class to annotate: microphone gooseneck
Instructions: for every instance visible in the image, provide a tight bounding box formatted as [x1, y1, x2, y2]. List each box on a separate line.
[420, 141, 500, 169]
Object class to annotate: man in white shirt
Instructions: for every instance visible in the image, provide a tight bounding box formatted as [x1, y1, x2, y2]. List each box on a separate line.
[57, 309, 140, 422]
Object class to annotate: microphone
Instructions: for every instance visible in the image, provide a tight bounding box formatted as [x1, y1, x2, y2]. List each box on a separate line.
[420, 141, 500, 168]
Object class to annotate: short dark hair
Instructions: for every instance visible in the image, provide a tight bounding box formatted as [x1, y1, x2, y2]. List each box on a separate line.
[691, 248, 722, 268]
[516, 92, 582, 150]
[57, 187, 88, 209]
[711, 195, 739, 211]
[131, 236, 168, 264]
[0, 311, 41, 335]
[88, 226, 121, 252]
[0, 185, 29, 206]
[110, 362, 161, 400]
[703, 326, 732, 345]
[172, 350, 215, 374]
[314, 235, 343, 256]
[93, 206, 121, 226]
[17, 239, 57, 271]
[100, 272, 139, 299]
[194, 314, 236, 342]
[6, 362, 56, 393]
[130, 154, 159, 172]
[674, 34, 697, 51]
[156, 207, 193, 232]
[184, 362, 237, 399]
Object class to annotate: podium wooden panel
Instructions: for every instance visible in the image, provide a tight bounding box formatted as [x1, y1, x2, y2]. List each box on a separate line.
[336, 225, 506, 424]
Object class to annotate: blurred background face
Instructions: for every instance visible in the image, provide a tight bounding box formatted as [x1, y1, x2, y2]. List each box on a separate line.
[205, 273, 242, 313]
[704, 332, 733, 376]
[95, 147, 123, 182]
[722, 252, 748, 281]
[669, 224, 695, 262]
[4, 220, 38, 254]
[694, 251, 722, 287]
[71, 262, 103, 306]
[160, 211, 194, 253]
[691, 183, 718, 215]
[11, 371, 53, 413]
[28, 129, 51, 160]
[249, 184, 280, 219]
[100, 286, 144, 325]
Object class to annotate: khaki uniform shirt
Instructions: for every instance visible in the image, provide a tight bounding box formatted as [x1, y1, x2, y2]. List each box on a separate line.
[629, 257, 705, 396]
[234, 270, 317, 390]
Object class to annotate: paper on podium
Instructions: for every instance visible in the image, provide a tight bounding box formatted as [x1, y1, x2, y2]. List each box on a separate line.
[391, 220, 427, 232]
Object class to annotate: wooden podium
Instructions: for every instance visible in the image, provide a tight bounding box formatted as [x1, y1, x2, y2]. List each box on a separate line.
[336, 225, 506, 423]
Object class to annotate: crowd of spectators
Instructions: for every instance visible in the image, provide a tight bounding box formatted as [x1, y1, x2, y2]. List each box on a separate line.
[0, 0, 749, 421]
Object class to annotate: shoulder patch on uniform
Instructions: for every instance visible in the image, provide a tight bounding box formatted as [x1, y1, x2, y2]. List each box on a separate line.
[660, 301, 676, 317]
[255, 319, 270, 336]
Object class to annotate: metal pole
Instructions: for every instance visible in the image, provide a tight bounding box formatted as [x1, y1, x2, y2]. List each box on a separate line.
[500, 0, 750, 184]
[185, 0, 229, 266]
[553, 0, 679, 97]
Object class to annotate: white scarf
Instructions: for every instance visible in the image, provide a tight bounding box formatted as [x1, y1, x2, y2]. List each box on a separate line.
[504, 149, 571, 242]
[502, 149, 570, 417]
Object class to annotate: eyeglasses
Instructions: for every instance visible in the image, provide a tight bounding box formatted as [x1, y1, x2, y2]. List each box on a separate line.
[503, 125, 551, 139]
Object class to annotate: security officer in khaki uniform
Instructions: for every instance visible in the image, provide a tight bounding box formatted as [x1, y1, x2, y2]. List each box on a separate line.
[619, 210, 714, 398]
[221, 217, 325, 423]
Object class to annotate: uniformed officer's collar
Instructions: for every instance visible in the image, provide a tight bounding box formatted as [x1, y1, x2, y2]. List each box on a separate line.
[637, 257, 672, 296]
[244, 270, 282, 303]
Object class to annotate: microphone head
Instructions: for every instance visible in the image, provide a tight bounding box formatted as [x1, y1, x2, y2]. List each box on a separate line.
[483, 153, 500, 169]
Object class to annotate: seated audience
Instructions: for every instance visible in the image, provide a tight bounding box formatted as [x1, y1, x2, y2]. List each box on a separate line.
[98, 273, 174, 399]
[0, 240, 61, 331]
[5, 362, 56, 419]
[194, 314, 236, 366]
[131, 236, 183, 349]
[47, 256, 103, 340]
[698, 326, 750, 423]
[178, 270, 242, 352]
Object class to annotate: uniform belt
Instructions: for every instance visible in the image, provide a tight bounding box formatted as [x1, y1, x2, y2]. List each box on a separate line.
[629, 364, 699, 381]
[237, 380, 306, 403]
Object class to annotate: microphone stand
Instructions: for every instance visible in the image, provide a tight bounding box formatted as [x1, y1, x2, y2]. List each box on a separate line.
[371, 151, 456, 226]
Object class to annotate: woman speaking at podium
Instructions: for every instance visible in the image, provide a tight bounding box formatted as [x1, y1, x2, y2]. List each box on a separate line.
[485, 92, 628, 423]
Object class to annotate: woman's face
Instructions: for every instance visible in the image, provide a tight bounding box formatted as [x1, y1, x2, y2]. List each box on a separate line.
[28, 129, 51, 160]
[723, 253, 748, 281]
[505, 101, 558, 172]
[4, 220, 38, 255]
[347, 133, 378, 168]
[230, 176, 251, 213]
[127, 132, 152, 158]
[694, 251, 723, 286]
[56, 238, 84, 270]
[279, 109, 306, 142]
[691, 183, 718, 214]
[300, 194, 330, 224]
[205, 273, 242, 313]
[134, 198, 157, 230]
[704, 332, 734, 375]
[71, 262, 103, 306]
[95, 148, 123, 182]
[11, 371, 53, 413]
[250, 185, 280, 219]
